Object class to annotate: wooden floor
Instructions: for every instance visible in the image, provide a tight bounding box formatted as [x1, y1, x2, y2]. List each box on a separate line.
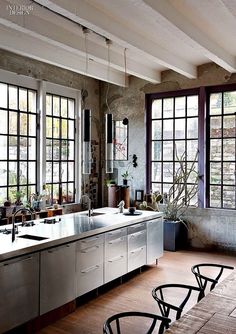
[38, 250, 236, 334]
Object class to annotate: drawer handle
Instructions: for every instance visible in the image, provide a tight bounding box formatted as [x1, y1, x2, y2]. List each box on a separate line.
[108, 230, 123, 236]
[108, 237, 124, 244]
[131, 247, 143, 254]
[131, 231, 145, 237]
[130, 223, 145, 230]
[48, 244, 70, 253]
[81, 236, 100, 243]
[108, 255, 124, 263]
[81, 245, 99, 253]
[81, 265, 100, 274]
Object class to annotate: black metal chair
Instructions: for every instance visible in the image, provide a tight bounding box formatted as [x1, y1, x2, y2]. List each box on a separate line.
[152, 283, 202, 325]
[103, 311, 171, 334]
[191, 263, 234, 298]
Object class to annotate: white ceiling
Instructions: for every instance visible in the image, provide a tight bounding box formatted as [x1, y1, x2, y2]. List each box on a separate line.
[1, 0, 236, 86]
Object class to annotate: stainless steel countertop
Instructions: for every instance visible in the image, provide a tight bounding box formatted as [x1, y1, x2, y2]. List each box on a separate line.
[0, 207, 162, 261]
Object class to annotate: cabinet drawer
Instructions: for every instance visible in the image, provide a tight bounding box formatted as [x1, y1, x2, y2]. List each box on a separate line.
[105, 235, 127, 260]
[128, 246, 146, 272]
[76, 243, 104, 269]
[105, 254, 127, 283]
[78, 234, 104, 250]
[77, 263, 103, 296]
[128, 230, 146, 251]
[128, 222, 146, 234]
[106, 227, 127, 242]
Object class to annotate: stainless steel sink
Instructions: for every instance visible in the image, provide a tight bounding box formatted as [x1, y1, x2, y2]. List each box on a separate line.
[80, 212, 106, 217]
[18, 234, 48, 241]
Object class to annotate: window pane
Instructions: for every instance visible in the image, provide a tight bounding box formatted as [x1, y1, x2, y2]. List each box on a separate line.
[68, 141, 74, 160]
[68, 162, 74, 181]
[9, 162, 17, 185]
[9, 136, 17, 159]
[29, 114, 36, 136]
[0, 110, 7, 134]
[187, 140, 198, 160]
[163, 141, 173, 160]
[210, 139, 221, 161]
[210, 186, 221, 207]
[152, 141, 161, 161]
[223, 139, 235, 161]
[0, 83, 7, 108]
[53, 118, 60, 138]
[224, 91, 236, 114]
[46, 94, 52, 115]
[0, 135, 7, 159]
[152, 162, 161, 182]
[53, 140, 60, 160]
[68, 120, 74, 139]
[163, 162, 173, 183]
[19, 88, 27, 111]
[9, 86, 18, 110]
[163, 119, 173, 139]
[68, 183, 74, 202]
[19, 161, 27, 185]
[152, 99, 162, 118]
[61, 119, 68, 138]
[53, 184, 59, 203]
[0, 162, 7, 186]
[223, 115, 235, 137]
[46, 116, 52, 137]
[187, 95, 198, 116]
[28, 90, 36, 113]
[0, 188, 7, 203]
[175, 140, 185, 157]
[29, 138, 36, 160]
[20, 113, 28, 135]
[210, 93, 222, 115]
[53, 162, 59, 182]
[53, 96, 60, 116]
[61, 140, 68, 160]
[175, 97, 185, 117]
[19, 137, 27, 160]
[210, 116, 221, 138]
[152, 120, 162, 140]
[175, 118, 185, 139]
[61, 162, 67, 182]
[163, 98, 173, 118]
[187, 118, 198, 138]
[9, 187, 17, 203]
[223, 187, 235, 208]
[68, 99, 75, 118]
[223, 162, 235, 185]
[61, 98, 67, 117]
[46, 139, 52, 160]
[28, 162, 36, 184]
[46, 162, 52, 183]
[62, 183, 67, 203]
[9, 111, 17, 135]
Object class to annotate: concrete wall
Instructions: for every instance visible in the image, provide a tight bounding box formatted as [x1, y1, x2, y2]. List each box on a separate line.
[100, 62, 236, 251]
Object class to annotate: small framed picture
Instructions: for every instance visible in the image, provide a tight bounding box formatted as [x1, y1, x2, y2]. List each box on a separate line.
[135, 190, 144, 202]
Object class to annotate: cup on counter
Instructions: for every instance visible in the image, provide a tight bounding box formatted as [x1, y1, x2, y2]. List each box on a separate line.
[128, 207, 136, 214]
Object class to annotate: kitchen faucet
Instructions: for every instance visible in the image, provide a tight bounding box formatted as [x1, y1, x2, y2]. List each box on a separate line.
[80, 194, 92, 217]
[12, 207, 34, 242]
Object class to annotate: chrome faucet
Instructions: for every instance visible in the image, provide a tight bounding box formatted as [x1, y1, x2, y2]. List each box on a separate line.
[80, 194, 92, 217]
[12, 207, 34, 242]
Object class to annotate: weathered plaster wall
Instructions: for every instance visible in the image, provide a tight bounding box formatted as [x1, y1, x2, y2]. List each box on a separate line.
[101, 62, 236, 251]
[0, 49, 102, 206]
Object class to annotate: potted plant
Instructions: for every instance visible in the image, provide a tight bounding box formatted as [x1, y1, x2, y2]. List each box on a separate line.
[162, 149, 199, 251]
[121, 154, 138, 186]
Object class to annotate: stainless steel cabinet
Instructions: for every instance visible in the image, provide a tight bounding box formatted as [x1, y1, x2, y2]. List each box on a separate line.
[76, 234, 104, 296]
[0, 253, 39, 333]
[104, 227, 127, 283]
[40, 242, 76, 315]
[146, 218, 163, 264]
[128, 223, 146, 272]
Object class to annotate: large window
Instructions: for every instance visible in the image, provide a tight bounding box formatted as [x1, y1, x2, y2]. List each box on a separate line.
[207, 90, 236, 209]
[45, 94, 75, 204]
[147, 85, 236, 210]
[0, 83, 37, 203]
[149, 92, 199, 204]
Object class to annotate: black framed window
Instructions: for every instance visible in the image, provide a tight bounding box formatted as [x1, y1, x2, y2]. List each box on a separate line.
[207, 89, 236, 209]
[0, 83, 37, 203]
[147, 90, 199, 204]
[45, 94, 75, 204]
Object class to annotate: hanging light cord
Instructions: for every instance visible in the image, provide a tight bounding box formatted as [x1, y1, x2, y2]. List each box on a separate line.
[124, 48, 127, 87]
[105, 39, 111, 113]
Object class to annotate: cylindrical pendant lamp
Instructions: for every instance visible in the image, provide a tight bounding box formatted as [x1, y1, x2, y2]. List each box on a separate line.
[82, 109, 92, 174]
[105, 113, 113, 173]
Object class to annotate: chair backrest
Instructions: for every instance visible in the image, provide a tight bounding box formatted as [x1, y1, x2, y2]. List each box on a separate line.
[103, 311, 171, 334]
[191, 263, 234, 298]
[152, 283, 202, 324]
